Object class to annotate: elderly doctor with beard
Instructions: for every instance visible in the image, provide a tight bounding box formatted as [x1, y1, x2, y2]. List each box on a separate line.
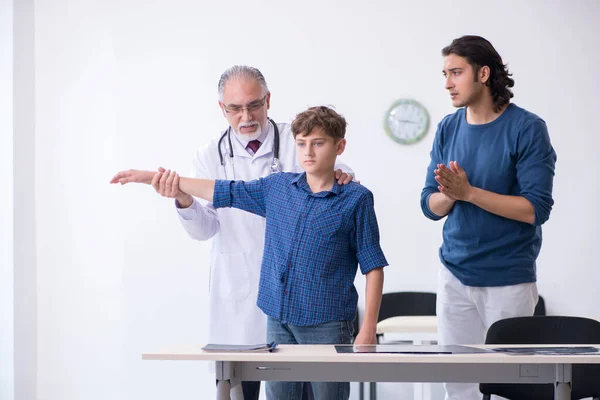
[149, 65, 354, 400]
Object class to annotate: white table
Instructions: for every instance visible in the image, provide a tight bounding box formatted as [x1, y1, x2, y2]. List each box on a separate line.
[376, 316, 438, 400]
[143, 344, 600, 400]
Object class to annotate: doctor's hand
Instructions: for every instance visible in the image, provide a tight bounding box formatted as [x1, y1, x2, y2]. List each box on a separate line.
[110, 169, 156, 185]
[151, 167, 194, 208]
[335, 169, 355, 185]
[353, 327, 377, 345]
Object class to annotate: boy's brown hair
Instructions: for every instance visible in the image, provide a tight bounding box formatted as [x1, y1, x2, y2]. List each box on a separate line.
[291, 106, 347, 141]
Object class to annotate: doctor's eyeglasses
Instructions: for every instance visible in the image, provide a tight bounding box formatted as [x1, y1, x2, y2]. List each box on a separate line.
[223, 96, 267, 116]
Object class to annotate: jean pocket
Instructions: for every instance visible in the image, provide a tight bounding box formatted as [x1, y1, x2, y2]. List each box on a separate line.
[341, 320, 354, 344]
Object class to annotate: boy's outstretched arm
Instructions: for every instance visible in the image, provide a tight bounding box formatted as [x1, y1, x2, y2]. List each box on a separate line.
[110, 168, 215, 202]
[355, 267, 384, 345]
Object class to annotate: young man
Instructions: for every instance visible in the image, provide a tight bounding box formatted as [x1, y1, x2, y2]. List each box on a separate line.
[111, 106, 387, 400]
[420, 35, 557, 400]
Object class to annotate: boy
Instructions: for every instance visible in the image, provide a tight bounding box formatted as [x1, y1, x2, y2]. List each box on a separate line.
[111, 106, 387, 400]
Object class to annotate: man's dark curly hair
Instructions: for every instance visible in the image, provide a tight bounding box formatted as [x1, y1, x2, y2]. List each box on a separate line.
[442, 35, 515, 112]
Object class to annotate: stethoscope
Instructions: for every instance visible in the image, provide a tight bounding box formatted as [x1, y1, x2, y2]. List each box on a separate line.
[217, 118, 281, 179]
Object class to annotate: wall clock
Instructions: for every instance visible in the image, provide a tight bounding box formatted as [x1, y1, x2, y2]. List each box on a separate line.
[384, 99, 430, 145]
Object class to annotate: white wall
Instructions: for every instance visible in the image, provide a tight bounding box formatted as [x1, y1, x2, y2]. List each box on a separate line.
[29, 1, 600, 400]
[13, 0, 38, 399]
[0, 0, 14, 399]
[34, 2, 127, 399]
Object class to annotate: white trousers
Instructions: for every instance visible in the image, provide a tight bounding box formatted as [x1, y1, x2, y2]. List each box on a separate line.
[437, 265, 538, 400]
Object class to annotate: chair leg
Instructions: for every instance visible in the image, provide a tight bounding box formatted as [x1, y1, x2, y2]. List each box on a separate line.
[358, 381, 364, 400]
[482, 395, 490, 400]
[369, 382, 377, 400]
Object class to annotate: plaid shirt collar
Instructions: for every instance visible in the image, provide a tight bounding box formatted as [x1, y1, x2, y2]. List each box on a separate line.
[291, 172, 341, 197]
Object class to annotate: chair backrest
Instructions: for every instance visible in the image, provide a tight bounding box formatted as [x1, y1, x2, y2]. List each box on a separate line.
[378, 291, 436, 323]
[485, 315, 600, 345]
[481, 316, 600, 399]
[534, 294, 546, 316]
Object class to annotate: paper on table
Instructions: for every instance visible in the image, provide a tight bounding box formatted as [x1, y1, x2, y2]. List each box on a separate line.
[202, 342, 278, 352]
[335, 344, 491, 354]
[493, 346, 600, 355]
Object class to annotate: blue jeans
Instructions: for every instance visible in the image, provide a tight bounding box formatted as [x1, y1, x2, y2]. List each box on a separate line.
[266, 316, 353, 400]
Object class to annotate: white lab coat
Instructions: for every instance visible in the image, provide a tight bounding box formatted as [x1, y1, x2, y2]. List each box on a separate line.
[177, 122, 302, 345]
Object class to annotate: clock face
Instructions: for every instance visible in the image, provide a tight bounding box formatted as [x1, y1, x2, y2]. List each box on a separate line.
[384, 99, 430, 145]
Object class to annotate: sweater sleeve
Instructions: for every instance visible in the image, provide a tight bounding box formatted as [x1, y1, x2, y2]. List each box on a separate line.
[420, 122, 445, 221]
[516, 118, 557, 226]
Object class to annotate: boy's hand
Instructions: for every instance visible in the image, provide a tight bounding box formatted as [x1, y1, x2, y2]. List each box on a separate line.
[110, 169, 155, 185]
[353, 327, 377, 345]
[335, 169, 355, 185]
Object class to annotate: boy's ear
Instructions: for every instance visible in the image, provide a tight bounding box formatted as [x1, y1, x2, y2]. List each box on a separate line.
[336, 138, 347, 155]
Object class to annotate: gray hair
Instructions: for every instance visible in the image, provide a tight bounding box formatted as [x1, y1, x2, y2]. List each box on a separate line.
[217, 65, 269, 101]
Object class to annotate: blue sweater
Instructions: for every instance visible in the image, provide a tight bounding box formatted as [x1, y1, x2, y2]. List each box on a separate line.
[421, 104, 556, 287]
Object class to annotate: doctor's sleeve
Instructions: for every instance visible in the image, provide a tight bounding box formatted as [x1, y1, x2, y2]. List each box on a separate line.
[353, 191, 388, 274]
[420, 123, 445, 221]
[175, 147, 220, 241]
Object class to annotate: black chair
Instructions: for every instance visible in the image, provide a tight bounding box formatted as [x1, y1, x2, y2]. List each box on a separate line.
[480, 316, 600, 400]
[378, 291, 437, 323]
[368, 291, 437, 400]
[534, 294, 546, 316]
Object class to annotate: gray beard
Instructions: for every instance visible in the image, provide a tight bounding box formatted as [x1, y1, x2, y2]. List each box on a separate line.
[233, 122, 264, 141]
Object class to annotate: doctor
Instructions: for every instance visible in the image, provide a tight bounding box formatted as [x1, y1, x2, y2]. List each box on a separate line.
[151, 65, 353, 400]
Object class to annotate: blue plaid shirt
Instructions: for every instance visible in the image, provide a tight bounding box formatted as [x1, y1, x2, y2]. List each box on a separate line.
[213, 172, 388, 326]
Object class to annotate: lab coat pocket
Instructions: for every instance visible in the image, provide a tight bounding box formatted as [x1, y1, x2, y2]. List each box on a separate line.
[211, 252, 251, 301]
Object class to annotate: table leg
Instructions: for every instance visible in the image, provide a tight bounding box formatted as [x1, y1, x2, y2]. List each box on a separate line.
[216, 379, 231, 400]
[554, 382, 570, 400]
[554, 364, 572, 400]
[231, 382, 244, 400]
[216, 361, 240, 400]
